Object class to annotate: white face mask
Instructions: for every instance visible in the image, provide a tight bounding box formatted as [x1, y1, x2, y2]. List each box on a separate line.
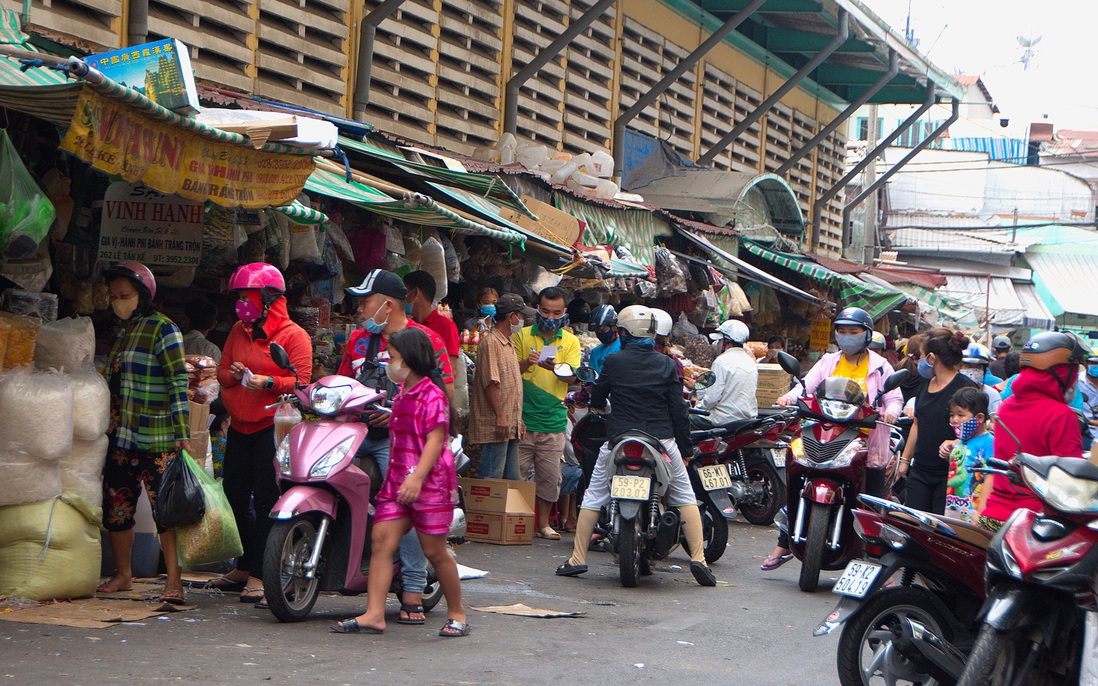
[960, 368, 984, 384]
[509, 314, 524, 334]
[385, 359, 410, 384]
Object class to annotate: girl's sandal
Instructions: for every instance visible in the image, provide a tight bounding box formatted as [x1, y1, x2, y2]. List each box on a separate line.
[438, 618, 471, 637]
[330, 618, 384, 634]
[396, 603, 426, 625]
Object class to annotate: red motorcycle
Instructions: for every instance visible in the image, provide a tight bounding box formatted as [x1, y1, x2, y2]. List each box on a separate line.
[956, 423, 1098, 686]
[776, 351, 907, 592]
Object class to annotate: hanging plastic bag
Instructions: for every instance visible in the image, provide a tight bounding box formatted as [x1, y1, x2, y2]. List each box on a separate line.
[174, 462, 243, 566]
[0, 130, 55, 259]
[154, 450, 206, 529]
[654, 247, 688, 295]
[421, 237, 448, 301]
[274, 402, 302, 447]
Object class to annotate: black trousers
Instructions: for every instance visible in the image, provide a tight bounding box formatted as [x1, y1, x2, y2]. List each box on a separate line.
[222, 425, 280, 576]
[903, 465, 947, 515]
[777, 467, 887, 549]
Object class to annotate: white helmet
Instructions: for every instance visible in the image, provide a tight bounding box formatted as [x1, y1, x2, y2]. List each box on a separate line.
[870, 331, 886, 351]
[617, 305, 658, 339]
[653, 308, 673, 338]
[709, 319, 750, 344]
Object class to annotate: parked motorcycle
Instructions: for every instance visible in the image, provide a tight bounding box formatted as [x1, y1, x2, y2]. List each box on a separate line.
[816, 493, 993, 685]
[955, 422, 1098, 686]
[260, 343, 465, 623]
[775, 351, 908, 592]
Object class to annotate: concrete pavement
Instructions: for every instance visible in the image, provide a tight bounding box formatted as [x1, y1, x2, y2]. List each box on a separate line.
[0, 521, 848, 685]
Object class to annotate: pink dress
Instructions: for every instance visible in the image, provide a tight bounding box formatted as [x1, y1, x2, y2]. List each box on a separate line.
[373, 377, 456, 535]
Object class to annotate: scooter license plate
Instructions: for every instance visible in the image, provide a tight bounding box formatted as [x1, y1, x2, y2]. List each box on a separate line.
[611, 475, 652, 501]
[698, 464, 734, 491]
[833, 560, 883, 598]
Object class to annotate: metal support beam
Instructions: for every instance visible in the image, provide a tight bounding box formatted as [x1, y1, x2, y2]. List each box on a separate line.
[842, 97, 960, 259]
[352, 0, 408, 122]
[698, 9, 849, 165]
[777, 49, 897, 176]
[502, 0, 615, 135]
[809, 84, 936, 250]
[612, 0, 766, 183]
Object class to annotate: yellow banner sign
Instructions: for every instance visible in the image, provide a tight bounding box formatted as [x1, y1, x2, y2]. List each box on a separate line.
[60, 87, 314, 208]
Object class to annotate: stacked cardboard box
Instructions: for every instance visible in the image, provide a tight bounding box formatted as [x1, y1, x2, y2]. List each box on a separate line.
[756, 364, 792, 408]
[457, 478, 536, 545]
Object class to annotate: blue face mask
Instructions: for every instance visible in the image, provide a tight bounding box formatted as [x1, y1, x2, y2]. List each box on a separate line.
[404, 303, 413, 316]
[917, 356, 934, 380]
[1087, 366, 1098, 379]
[596, 329, 617, 345]
[536, 312, 568, 334]
[362, 301, 388, 334]
[480, 304, 496, 317]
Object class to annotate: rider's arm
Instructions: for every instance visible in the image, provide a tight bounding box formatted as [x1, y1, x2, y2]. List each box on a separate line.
[589, 358, 612, 410]
[667, 365, 692, 456]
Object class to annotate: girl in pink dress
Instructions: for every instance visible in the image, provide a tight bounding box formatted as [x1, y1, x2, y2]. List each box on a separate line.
[332, 327, 468, 637]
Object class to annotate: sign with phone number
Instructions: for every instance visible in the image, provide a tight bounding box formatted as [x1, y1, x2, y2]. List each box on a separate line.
[98, 181, 203, 267]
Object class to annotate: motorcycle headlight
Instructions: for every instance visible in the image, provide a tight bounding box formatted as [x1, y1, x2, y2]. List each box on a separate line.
[819, 398, 859, 422]
[829, 437, 867, 469]
[1029, 465, 1098, 514]
[276, 435, 292, 476]
[311, 385, 352, 416]
[309, 437, 356, 479]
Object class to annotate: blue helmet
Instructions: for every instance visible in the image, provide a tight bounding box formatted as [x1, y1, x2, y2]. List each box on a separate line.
[590, 304, 618, 329]
[834, 307, 873, 346]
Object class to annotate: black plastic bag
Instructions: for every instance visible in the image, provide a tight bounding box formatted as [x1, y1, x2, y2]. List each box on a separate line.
[155, 450, 206, 529]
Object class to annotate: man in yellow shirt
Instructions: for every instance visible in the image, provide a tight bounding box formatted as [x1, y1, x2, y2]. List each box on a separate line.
[513, 286, 581, 540]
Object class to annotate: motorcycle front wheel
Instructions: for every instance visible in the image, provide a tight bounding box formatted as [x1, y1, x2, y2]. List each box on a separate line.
[837, 586, 952, 686]
[263, 517, 322, 623]
[618, 517, 642, 588]
[798, 502, 829, 593]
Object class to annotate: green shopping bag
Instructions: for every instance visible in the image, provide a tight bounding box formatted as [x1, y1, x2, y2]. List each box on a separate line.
[174, 450, 243, 567]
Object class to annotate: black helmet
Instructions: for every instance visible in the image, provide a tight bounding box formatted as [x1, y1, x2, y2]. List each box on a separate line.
[567, 298, 591, 324]
[834, 307, 873, 331]
[1020, 331, 1090, 370]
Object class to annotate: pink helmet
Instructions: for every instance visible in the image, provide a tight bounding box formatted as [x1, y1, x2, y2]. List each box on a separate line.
[104, 260, 157, 299]
[229, 262, 285, 302]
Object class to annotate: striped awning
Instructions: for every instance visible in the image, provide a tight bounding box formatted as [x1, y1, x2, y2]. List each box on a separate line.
[276, 200, 328, 225]
[743, 241, 908, 320]
[338, 136, 534, 218]
[0, 9, 80, 124]
[677, 230, 821, 306]
[305, 166, 525, 245]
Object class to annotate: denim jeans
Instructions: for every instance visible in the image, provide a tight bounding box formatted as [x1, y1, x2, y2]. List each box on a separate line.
[358, 435, 428, 594]
[477, 438, 520, 480]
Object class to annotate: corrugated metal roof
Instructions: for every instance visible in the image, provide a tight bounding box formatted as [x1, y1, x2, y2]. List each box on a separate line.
[810, 253, 866, 274]
[869, 267, 947, 290]
[887, 227, 1020, 252]
[938, 275, 1054, 329]
[1026, 252, 1098, 318]
[886, 212, 998, 229]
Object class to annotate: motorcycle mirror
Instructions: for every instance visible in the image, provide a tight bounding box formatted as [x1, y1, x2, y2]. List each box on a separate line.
[881, 369, 909, 395]
[776, 351, 801, 378]
[270, 343, 292, 370]
[554, 363, 576, 379]
[574, 366, 599, 384]
[694, 371, 716, 390]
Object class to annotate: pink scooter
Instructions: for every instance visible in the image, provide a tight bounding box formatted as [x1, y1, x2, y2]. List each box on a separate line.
[260, 343, 449, 622]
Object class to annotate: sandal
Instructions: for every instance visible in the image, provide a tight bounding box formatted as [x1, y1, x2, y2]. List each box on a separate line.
[239, 587, 265, 603]
[438, 618, 471, 637]
[690, 561, 717, 587]
[158, 589, 186, 606]
[203, 575, 247, 593]
[396, 603, 425, 625]
[330, 618, 384, 635]
[253, 598, 269, 610]
[536, 527, 561, 540]
[555, 561, 587, 577]
[760, 553, 794, 571]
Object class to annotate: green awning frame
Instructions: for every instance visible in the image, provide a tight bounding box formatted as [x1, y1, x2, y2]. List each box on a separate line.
[742, 240, 907, 319]
[338, 135, 535, 219]
[305, 166, 525, 246]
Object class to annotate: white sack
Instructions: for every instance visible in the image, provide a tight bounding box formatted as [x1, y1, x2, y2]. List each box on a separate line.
[68, 367, 110, 440]
[421, 237, 448, 301]
[33, 317, 94, 372]
[0, 459, 61, 506]
[59, 435, 108, 508]
[0, 367, 74, 460]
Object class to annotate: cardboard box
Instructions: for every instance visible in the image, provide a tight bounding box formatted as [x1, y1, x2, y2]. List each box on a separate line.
[188, 401, 210, 435]
[458, 478, 537, 545]
[498, 195, 583, 247]
[757, 363, 792, 408]
[86, 39, 200, 114]
[464, 511, 536, 545]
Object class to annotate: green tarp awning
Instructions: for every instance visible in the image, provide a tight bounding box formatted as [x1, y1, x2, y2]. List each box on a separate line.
[276, 200, 328, 225]
[743, 241, 908, 320]
[0, 9, 80, 124]
[553, 193, 671, 268]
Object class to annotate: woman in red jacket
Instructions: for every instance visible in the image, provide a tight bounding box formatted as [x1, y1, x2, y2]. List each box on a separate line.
[981, 332, 1089, 532]
[211, 263, 312, 607]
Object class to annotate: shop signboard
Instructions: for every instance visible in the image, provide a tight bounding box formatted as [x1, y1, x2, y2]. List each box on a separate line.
[98, 182, 203, 267]
[810, 317, 832, 351]
[61, 88, 314, 209]
[85, 38, 200, 115]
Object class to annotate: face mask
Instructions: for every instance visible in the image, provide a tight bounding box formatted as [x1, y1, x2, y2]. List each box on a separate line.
[1087, 366, 1098, 379]
[480, 305, 496, 317]
[112, 295, 139, 320]
[952, 416, 982, 441]
[362, 301, 389, 334]
[510, 317, 524, 335]
[404, 303, 413, 316]
[835, 333, 867, 357]
[596, 329, 617, 345]
[918, 356, 935, 379]
[536, 312, 568, 334]
[385, 359, 410, 384]
[960, 368, 984, 384]
[235, 299, 261, 324]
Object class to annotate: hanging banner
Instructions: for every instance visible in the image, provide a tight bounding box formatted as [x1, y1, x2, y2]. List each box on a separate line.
[60, 88, 314, 208]
[809, 317, 832, 351]
[98, 182, 204, 266]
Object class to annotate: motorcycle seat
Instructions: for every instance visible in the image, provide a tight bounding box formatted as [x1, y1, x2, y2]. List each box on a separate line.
[715, 418, 769, 435]
[936, 515, 995, 549]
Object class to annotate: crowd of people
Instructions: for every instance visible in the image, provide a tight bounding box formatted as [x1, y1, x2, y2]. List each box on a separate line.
[91, 257, 1096, 639]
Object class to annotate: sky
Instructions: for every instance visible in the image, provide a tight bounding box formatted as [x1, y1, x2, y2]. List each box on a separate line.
[864, 0, 1098, 134]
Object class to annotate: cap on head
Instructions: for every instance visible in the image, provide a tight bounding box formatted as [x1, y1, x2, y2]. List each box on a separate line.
[992, 335, 1012, 352]
[495, 293, 535, 318]
[346, 269, 407, 300]
[104, 260, 157, 300]
[709, 319, 750, 344]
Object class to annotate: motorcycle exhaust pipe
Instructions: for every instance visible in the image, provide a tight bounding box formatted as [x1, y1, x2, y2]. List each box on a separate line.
[654, 510, 680, 558]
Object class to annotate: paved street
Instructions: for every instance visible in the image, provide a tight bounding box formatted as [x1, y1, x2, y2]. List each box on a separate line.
[1, 521, 847, 685]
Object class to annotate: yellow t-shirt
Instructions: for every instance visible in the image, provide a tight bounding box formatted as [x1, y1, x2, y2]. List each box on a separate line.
[512, 324, 581, 433]
[833, 354, 870, 393]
